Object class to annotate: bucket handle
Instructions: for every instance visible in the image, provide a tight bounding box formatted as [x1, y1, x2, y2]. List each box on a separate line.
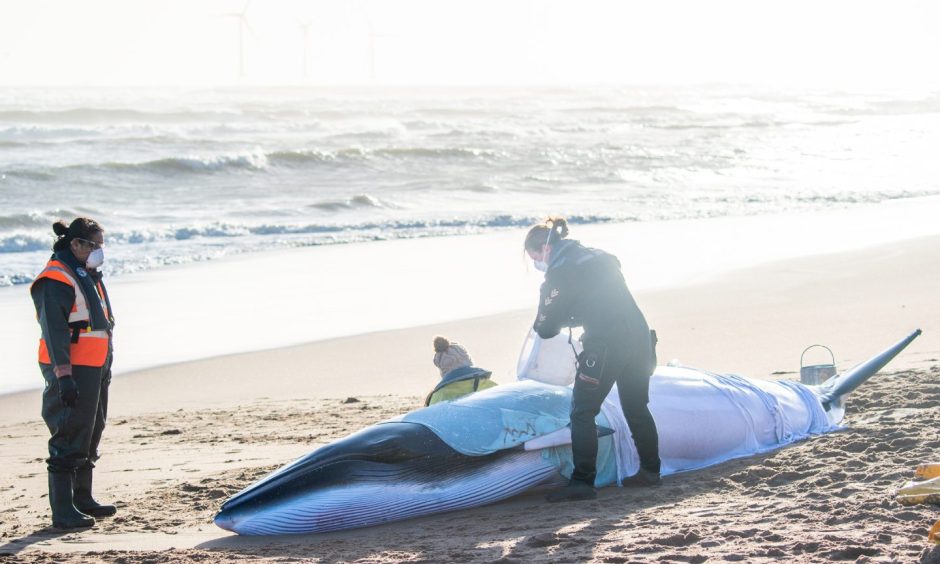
[800, 344, 835, 368]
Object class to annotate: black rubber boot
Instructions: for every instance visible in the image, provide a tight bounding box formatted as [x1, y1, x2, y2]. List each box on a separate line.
[546, 479, 597, 503]
[48, 471, 95, 529]
[73, 465, 117, 518]
[620, 467, 661, 488]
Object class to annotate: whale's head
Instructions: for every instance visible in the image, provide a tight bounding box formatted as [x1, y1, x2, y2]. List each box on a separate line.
[214, 421, 560, 535]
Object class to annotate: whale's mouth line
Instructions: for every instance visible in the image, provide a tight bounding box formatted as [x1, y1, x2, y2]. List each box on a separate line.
[219, 421, 486, 513]
[220, 448, 528, 510]
[215, 448, 561, 535]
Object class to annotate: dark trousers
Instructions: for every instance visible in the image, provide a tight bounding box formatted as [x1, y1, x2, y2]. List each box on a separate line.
[569, 335, 660, 486]
[40, 359, 111, 473]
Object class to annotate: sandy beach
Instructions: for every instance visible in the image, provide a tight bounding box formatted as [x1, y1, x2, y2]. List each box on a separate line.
[2, 234, 939, 563]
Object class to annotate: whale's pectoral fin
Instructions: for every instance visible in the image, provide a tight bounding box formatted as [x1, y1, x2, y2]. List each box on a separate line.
[522, 424, 613, 451]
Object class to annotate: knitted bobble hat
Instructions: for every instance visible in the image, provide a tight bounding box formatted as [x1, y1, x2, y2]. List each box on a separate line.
[432, 336, 473, 377]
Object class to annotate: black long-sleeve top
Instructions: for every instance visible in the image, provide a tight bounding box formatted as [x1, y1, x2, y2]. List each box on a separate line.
[31, 277, 78, 368]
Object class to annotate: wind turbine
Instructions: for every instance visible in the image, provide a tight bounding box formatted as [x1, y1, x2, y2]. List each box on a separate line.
[366, 21, 392, 82]
[221, 1, 253, 78]
[298, 19, 312, 80]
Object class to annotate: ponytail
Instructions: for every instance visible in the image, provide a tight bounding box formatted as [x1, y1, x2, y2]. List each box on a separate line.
[544, 215, 569, 244]
[524, 215, 569, 252]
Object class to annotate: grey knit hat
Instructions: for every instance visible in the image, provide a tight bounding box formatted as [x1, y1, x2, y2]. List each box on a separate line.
[432, 336, 473, 377]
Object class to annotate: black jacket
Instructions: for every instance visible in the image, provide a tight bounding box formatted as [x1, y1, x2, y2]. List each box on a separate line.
[533, 239, 650, 353]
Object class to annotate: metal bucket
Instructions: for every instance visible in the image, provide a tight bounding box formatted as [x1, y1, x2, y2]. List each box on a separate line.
[800, 345, 837, 385]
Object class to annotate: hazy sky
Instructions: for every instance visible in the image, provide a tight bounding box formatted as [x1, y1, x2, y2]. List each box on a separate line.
[0, 0, 938, 88]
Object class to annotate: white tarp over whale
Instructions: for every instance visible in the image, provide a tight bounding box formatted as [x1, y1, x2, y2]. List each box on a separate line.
[399, 331, 840, 487]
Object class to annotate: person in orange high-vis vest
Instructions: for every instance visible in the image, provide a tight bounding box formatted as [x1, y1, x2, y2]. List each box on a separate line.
[30, 218, 116, 530]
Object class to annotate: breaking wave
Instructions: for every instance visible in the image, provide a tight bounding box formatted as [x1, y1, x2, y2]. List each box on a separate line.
[3, 145, 502, 180]
[0, 234, 50, 253]
[309, 194, 389, 212]
[101, 151, 271, 174]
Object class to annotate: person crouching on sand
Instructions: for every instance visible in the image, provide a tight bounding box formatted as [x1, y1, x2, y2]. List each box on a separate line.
[30, 218, 117, 529]
[425, 336, 497, 406]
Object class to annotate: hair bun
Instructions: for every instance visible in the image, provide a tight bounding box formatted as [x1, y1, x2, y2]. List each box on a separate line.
[545, 215, 569, 239]
[433, 336, 450, 353]
[52, 221, 69, 237]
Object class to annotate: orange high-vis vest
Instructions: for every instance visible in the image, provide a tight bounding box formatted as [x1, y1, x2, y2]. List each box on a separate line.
[31, 259, 110, 367]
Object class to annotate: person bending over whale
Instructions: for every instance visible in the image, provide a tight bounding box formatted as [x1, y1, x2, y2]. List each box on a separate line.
[524, 216, 661, 502]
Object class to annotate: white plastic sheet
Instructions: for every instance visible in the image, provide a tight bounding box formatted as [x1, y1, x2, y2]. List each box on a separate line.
[518, 333, 839, 485]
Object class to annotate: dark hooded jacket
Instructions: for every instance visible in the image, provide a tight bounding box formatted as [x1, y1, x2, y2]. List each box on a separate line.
[533, 239, 650, 361]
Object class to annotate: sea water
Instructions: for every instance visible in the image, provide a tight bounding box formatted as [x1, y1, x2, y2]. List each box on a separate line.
[3, 85, 940, 286]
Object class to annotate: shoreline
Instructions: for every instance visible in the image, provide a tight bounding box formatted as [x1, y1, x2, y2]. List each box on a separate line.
[1, 231, 936, 424]
[3, 197, 940, 397]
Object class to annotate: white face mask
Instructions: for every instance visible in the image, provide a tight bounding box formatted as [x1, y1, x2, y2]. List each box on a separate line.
[85, 248, 104, 269]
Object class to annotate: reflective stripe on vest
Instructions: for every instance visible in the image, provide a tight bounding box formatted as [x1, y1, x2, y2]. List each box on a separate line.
[33, 261, 91, 324]
[32, 259, 109, 367]
[97, 281, 110, 323]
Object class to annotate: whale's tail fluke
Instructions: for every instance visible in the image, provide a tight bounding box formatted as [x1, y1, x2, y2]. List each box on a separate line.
[817, 329, 922, 410]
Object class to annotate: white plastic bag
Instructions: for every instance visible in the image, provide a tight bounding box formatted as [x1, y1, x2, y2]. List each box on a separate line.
[516, 329, 582, 386]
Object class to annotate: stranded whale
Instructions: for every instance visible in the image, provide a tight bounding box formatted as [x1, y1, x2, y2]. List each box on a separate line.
[214, 329, 921, 536]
